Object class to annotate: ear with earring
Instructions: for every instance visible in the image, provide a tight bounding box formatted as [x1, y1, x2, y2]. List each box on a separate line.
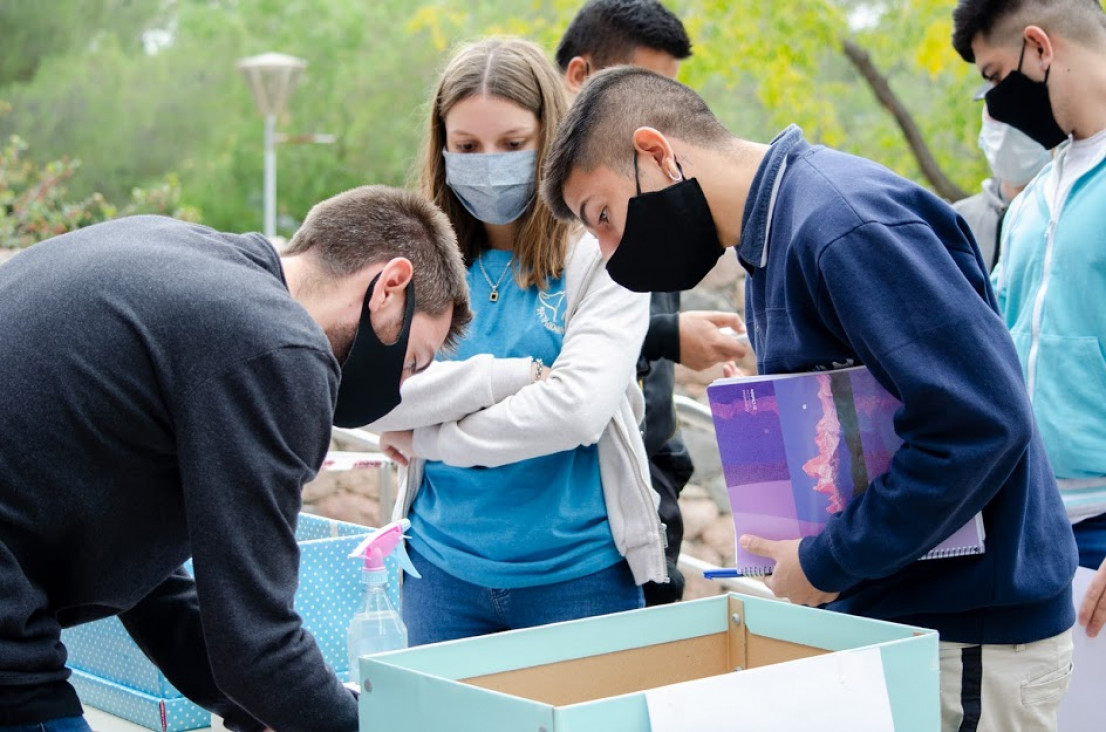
[668, 157, 686, 182]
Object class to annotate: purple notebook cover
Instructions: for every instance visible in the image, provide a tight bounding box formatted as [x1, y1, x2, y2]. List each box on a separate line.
[707, 366, 985, 576]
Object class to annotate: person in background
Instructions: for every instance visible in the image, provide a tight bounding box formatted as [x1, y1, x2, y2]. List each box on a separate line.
[557, 0, 749, 605]
[369, 38, 667, 646]
[0, 187, 471, 732]
[542, 65, 1077, 732]
[953, 0, 1106, 645]
[953, 97, 1051, 270]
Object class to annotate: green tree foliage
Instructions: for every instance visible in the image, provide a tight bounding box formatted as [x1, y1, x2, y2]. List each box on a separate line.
[0, 127, 200, 248]
[0, 0, 990, 241]
[374, 0, 989, 200]
[685, 0, 982, 199]
[0, 0, 165, 86]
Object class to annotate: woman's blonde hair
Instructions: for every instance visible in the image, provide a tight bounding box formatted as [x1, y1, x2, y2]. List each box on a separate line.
[417, 37, 570, 289]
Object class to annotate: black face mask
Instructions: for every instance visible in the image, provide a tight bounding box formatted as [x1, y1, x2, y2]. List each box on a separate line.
[332, 274, 415, 428]
[605, 155, 724, 293]
[985, 41, 1068, 150]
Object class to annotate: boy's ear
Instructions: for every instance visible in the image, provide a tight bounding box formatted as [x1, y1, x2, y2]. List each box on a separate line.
[632, 127, 680, 180]
[564, 55, 591, 95]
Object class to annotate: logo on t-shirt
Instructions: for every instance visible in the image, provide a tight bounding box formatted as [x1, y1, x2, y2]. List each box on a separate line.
[537, 291, 566, 334]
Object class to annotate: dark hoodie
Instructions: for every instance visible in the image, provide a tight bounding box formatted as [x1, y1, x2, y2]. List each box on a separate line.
[0, 216, 357, 730]
[739, 127, 1075, 644]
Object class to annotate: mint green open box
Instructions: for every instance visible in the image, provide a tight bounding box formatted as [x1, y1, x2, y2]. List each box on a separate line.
[358, 593, 938, 731]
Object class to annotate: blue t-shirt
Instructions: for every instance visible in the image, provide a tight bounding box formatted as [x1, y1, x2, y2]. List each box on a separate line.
[408, 248, 622, 588]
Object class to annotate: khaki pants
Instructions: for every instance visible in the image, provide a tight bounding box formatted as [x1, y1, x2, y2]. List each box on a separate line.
[940, 628, 1074, 732]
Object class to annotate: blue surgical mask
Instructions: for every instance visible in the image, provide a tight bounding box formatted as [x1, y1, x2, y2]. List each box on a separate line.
[443, 149, 537, 225]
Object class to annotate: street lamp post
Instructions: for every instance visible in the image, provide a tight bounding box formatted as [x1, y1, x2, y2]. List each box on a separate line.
[236, 52, 307, 239]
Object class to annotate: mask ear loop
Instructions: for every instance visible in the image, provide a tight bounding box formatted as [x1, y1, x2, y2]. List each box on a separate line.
[1019, 37, 1052, 83]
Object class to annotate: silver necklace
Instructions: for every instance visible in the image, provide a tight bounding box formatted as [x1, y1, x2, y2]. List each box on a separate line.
[477, 253, 513, 302]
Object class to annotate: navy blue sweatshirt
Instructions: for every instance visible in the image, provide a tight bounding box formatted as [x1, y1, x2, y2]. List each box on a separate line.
[740, 127, 1076, 644]
[0, 216, 358, 729]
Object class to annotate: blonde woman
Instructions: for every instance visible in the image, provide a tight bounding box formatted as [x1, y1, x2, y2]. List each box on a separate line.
[369, 38, 667, 645]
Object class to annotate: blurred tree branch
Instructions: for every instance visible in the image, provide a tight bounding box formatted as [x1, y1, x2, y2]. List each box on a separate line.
[841, 36, 968, 201]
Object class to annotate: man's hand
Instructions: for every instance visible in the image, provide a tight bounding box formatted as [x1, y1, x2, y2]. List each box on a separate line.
[1078, 557, 1106, 637]
[379, 430, 414, 466]
[740, 535, 840, 606]
[678, 311, 750, 371]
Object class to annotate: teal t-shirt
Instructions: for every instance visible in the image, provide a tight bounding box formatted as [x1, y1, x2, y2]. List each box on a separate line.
[408, 248, 622, 588]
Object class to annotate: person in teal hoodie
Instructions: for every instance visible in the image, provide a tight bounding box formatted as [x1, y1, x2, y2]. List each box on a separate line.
[953, 0, 1106, 647]
[541, 66, 1077, 732]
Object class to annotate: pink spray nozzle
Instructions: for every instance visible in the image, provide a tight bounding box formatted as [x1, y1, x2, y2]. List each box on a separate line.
[349, 519, 421, 578]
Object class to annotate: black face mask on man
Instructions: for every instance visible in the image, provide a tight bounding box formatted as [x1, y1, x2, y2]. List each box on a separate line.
[605, 154, 724, 293]
[332, 274, 415, 428]
[985, 40, 1069, 150]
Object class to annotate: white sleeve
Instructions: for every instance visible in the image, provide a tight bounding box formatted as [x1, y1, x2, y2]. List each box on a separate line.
[411, 262, 649, 467]
[365, 354, 532, 431]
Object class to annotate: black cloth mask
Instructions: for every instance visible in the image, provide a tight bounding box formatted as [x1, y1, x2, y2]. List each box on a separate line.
[985, 41, 1068, 150]
[605, 155, 724, 293]
[332, 273, 415, 428]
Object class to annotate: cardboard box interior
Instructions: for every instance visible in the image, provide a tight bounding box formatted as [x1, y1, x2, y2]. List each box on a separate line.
[460, 596, 827, 706]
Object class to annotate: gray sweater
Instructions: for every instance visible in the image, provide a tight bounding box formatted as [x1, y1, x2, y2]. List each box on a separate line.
[0, 216, 357, 730]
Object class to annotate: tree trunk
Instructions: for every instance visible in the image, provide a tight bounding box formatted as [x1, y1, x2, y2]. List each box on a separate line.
[840, 36, 969, 202]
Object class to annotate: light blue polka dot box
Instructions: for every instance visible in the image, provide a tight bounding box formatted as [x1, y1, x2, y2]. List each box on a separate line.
[62, 514, 400, 732]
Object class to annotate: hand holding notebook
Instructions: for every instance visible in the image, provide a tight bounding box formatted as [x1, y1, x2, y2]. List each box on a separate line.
[707, 365, 986, 577]
[738, 535, 840, 606]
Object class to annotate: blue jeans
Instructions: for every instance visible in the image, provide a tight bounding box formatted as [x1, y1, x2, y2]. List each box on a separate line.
[0, 717, 92, 732]
[403, 547, 644, 646]
[1073, 510, 1106, 569]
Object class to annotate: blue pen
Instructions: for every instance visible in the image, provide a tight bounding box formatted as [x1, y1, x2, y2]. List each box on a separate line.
[703, 568, 746, 579]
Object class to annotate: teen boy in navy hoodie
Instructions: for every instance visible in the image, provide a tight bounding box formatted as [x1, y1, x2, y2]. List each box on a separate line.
[542, 67, 1077, 731]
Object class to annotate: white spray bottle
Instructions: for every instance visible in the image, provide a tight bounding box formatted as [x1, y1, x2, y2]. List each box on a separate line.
[346, 519, 420, 685]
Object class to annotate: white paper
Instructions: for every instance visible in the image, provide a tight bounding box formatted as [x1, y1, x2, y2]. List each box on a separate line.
[1057, 566, 1106, 732]
[320, 451, 390, 471]
[645, 647, 895, 732]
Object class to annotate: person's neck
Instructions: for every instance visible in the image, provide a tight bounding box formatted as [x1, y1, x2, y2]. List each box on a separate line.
[684, 138, 769, 251]
[1000, 180, 1024, 202]
[280, 254, 313, 303]
[1064, 46, 1106, 140]
[278, 256, 325, 327]
[484, 221, 519, 252]
[280, 254, 358, 332]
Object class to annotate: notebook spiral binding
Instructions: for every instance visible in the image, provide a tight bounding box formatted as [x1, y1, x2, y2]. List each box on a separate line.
[740, 565, 775, 577]
[921, 544, 985, 560]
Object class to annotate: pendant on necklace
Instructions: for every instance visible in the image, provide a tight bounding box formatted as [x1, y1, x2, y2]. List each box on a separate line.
[489, 289, 499, 303]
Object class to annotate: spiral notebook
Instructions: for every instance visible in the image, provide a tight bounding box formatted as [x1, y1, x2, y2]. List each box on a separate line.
[707, 365, 985, 576]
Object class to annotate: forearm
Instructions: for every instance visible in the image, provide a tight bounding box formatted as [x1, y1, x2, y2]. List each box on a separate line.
[120, 570, 265, 732]
[414, 268, 649, 467]
[366, 355, 532, 431]
[175, 347, 358, 731]
[641, 313, 680, 364]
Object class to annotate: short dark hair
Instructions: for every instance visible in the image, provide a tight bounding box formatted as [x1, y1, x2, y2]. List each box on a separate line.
[286, 185, 472, 346]
[541, 66, 730, 221]
[555, 0, 692, 71]
[953, 0, 1106, 63]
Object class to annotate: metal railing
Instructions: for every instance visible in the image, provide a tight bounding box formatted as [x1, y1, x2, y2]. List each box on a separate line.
[673, 394, 716, 433]
[329, 426, 397, 519]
